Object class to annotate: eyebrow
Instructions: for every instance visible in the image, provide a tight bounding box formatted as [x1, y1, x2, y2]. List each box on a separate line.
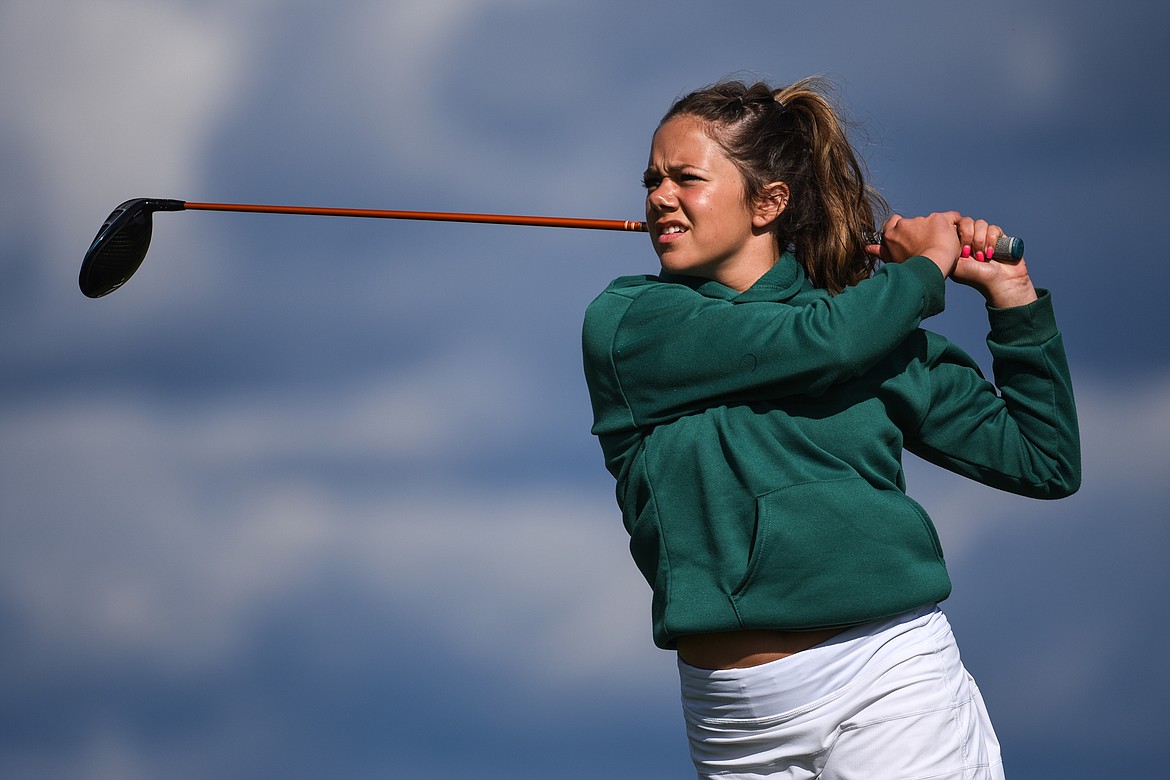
[642, 163, 703, 178]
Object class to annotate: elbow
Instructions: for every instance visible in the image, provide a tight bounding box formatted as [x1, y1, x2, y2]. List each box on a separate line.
[1016, 475, 1079, 501]
[1007, 441, 1081, 500]
[1055, 467, 1082, 498]
[1036, 450, 1082, 499]
[1041, 474, 1081, 500]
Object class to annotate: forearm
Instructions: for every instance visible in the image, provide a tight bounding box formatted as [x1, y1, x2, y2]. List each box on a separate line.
[607, 257, 946, 426]
[908, 291, 1081, 497]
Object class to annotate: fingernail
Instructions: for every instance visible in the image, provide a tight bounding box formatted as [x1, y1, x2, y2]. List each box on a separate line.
[975, 250, 986, 263]
[987, 245, 995, 260]
[961, 245, 971, 258]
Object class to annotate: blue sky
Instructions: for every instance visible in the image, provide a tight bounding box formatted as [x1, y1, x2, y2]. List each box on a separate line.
[2, 1, 1168, 777]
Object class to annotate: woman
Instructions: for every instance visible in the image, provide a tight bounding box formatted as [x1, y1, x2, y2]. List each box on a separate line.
[581, 78, 1080, 779]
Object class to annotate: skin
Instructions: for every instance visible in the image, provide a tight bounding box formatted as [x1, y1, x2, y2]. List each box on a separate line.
[872, 211, 1038, 308]
[643, 115, 787, 293]
[645, 114, 1037, 307]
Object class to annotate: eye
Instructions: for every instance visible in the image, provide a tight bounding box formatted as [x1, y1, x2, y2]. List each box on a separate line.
[641, 175, 661, 190]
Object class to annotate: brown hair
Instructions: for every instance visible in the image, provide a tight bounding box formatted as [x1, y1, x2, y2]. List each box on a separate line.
[660, 77, 886, 293]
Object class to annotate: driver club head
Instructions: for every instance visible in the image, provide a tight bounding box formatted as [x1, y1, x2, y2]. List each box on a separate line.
[79, 198, 185, 298]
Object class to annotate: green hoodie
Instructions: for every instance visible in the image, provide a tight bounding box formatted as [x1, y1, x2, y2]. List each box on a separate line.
[582, 253, 1080, 649]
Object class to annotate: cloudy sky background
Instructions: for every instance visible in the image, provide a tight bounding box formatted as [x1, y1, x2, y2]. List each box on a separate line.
[2, 1, 1168, 777]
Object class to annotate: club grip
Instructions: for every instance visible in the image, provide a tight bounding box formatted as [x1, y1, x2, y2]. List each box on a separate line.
[863, 231, 1024, 262]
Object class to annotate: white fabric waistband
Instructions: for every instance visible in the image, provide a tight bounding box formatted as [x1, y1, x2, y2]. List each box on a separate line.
[677, 604, 944, 722]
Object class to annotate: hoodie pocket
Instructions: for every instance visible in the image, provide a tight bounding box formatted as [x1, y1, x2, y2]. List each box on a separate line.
[729, 477, 947, 628]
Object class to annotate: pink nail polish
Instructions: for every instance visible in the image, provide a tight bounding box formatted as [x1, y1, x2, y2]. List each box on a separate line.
[961, 245, 971, 259]
[975, 250, 986, 263]
[987, 245, 995, 260]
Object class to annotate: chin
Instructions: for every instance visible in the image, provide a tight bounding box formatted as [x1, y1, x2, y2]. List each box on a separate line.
[657, 252, 699, 276]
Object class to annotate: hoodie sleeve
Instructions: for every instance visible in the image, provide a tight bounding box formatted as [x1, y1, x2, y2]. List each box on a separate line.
[903, 290, 1081, 498]
[583, 255, 946, 435]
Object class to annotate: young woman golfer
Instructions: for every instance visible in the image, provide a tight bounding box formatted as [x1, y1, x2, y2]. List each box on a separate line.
[582, 78, 1081, 779]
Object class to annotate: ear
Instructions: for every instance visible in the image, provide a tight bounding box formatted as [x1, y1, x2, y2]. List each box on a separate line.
[752, 182, 789, 229]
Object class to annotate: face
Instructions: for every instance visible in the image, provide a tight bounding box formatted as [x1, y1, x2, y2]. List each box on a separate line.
[643, 115, 780, 290]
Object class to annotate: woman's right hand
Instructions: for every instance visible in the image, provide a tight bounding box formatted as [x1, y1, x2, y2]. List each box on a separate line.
[867, 211, 964, 278]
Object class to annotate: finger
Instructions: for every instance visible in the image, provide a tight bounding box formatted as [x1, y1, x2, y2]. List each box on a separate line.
[956, 216, 974, 253]
[986, 224, 1004, 260]
[971, 219, 990, 262]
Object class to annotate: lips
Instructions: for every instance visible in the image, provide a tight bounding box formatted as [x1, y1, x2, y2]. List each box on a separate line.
[655, 222, 689, 244]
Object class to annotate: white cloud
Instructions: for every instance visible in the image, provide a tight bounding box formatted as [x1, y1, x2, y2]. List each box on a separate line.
[0, 341, 654, 689]
[0, 0, 249, 171]
[0, 0, 259, 264]
[279, 0, 632, 211]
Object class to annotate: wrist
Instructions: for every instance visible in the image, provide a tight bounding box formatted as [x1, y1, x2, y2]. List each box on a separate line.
[984, 276, 1038, 309]
[921, 246, 959, 277]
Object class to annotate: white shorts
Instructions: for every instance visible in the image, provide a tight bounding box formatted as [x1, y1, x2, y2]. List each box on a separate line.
[677, 605, 1005, 780]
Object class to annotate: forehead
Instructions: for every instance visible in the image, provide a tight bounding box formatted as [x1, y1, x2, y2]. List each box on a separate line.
[647, 115, 731, 169]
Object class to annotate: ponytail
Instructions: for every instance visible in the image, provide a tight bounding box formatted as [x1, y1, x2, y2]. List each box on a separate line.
[661, 77, 886, 293]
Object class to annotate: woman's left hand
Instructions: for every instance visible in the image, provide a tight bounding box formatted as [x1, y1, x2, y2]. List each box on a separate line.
[951, 216, 1038, 308]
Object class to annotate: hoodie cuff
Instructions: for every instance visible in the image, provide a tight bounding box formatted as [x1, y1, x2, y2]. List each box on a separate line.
[901, 255, 947, 318]
[987, 289, 1059, 345]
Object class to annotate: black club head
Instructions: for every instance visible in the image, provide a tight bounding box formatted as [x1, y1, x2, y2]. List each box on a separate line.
[79, 198, 184, 298]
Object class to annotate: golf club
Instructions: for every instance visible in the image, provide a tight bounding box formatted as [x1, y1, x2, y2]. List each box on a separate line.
[78, 198, 1024, 298]
[78, 198, 649, 298]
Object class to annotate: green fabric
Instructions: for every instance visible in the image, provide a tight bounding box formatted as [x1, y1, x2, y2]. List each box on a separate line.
[582, 253, 1080, 649]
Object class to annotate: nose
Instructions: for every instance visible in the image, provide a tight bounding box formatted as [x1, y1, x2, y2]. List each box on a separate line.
[648, 181, 678, 212]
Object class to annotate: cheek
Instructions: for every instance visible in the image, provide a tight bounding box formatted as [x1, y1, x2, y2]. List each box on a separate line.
[693, 190, 749, 236]
[684, 192, 721, 229]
